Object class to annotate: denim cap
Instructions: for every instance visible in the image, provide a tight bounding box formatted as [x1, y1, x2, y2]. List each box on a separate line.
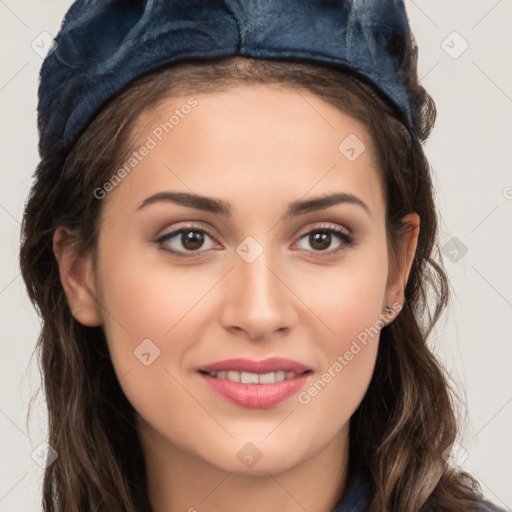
[37, 0, 420, 162]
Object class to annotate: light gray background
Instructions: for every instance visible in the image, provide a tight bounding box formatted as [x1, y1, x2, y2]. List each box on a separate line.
[1, 1, 511, 510]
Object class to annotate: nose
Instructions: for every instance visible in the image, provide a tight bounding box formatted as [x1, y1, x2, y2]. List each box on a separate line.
[220, 252, 298, 342]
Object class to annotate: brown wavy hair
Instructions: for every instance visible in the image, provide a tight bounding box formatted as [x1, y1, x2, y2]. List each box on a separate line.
[20, 48, 488, 511]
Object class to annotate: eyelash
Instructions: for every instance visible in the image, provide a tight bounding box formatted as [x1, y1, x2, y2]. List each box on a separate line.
[155, 223, 356, 258]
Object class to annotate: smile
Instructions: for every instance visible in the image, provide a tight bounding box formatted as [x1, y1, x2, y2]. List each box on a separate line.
[196, 357, 313, 408]
[200, 370, 305, 384]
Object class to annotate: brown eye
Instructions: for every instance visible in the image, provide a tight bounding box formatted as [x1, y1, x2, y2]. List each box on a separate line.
[181, 230, 205, 250]
[295, 225, 356, 256]
[156, 227, 218, 256]
[308, 231, 332, 251]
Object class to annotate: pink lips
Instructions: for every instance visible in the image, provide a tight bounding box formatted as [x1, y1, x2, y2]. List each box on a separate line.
[197, 357, 312, 409]
[198, 357, 311, 374]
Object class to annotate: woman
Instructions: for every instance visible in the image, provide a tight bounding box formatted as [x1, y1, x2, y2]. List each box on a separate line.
[19, 1, 506, 511]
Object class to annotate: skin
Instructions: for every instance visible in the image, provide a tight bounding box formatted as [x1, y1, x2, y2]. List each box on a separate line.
[53, 84, 419, 512]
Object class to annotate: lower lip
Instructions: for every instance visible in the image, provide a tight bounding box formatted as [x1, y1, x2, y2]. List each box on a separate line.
[199, 372, 311, 408]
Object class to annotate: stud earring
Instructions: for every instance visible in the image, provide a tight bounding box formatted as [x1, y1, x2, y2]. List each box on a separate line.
[385, 306, 393, 315]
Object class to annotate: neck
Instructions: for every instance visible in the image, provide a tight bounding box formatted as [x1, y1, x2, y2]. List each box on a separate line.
[138, 419, 350, 512]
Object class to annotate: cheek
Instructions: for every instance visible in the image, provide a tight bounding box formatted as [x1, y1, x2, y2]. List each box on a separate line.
[94, 252, 209, 431]
[295, 286, 382, 433]
[292, 247, 388, 414]
[96, 235, 214, 343]
[302, 244, 389, 350]
[94, 242, 223, 398]
[323, 269, 386, 346]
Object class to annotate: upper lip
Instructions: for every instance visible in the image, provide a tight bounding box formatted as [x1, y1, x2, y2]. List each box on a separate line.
[198, 357, 312, 374]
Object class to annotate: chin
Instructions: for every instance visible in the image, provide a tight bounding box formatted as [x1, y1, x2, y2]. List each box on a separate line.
[194, 435, 315, 476]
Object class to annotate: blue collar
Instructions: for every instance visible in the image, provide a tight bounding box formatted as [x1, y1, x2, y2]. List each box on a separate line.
[331, 471, 370, 512]
[330, 474, 507, 512]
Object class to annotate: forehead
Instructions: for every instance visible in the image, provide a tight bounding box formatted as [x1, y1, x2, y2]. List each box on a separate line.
[104, 84, 385, 219]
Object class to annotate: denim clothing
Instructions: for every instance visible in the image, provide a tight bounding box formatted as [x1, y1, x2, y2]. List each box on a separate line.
[331, 472, 508, 512]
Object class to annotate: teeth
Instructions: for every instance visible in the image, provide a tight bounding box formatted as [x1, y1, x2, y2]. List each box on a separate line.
[207, 370, 301, 384]
[274, 371, 286, 382]
[241, 372, 259, 384]
[258, 372, 276, 384]
[226, 370, 239, 382]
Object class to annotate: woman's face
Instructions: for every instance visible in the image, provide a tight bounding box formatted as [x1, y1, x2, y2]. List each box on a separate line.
[61, 84, 416, 475]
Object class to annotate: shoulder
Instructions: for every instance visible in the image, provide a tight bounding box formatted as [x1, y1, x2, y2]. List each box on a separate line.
[331, 467, 509, 512]
[331, 473, 509, 512]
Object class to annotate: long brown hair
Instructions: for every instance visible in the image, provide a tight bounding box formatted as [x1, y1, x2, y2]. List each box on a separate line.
[21, 51, 486, 511]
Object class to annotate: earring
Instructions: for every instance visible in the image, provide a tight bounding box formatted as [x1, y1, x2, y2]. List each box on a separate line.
[385, 306, 393, 314]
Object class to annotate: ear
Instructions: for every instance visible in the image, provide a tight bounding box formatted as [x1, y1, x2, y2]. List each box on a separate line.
[383, 212, 420, 320]
[53, 226, 103, 327]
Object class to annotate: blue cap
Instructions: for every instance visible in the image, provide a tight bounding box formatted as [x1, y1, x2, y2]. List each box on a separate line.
[37, 0, 420, 161]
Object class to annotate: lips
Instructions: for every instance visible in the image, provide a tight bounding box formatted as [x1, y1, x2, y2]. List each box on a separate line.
[197, 357, 312, 374]
[197, 358, 313, 408]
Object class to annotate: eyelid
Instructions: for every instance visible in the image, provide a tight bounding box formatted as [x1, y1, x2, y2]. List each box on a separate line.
[156, 221, 216, 240]
[155, 222, 221, 256]
[295, 222, 352, 240]
[155, 221, 356, 258]
[292, 223, 356, 256]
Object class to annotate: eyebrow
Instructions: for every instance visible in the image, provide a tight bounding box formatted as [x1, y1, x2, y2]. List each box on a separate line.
[135, 191, 370, 217]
